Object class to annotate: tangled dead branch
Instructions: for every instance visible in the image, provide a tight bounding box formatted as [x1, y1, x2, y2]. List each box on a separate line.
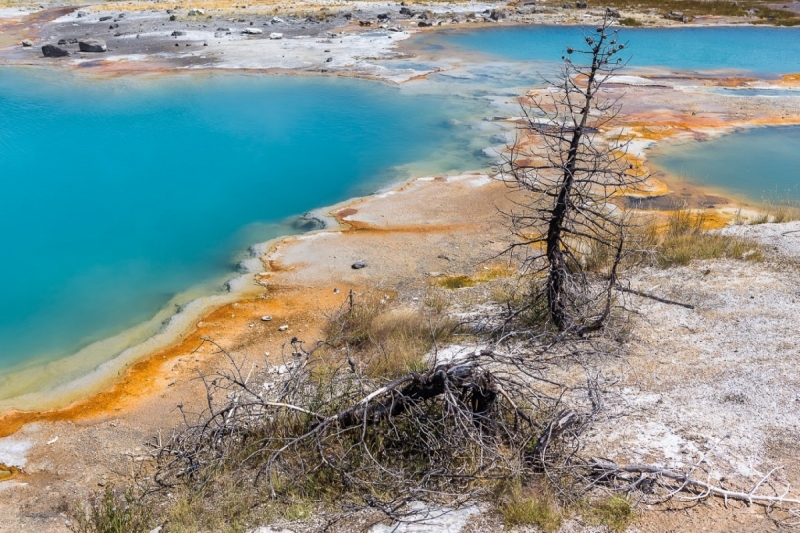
[150, 318, 608, 523]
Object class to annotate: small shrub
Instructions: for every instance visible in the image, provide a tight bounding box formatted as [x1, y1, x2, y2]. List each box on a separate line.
[68, 486, 154, 533]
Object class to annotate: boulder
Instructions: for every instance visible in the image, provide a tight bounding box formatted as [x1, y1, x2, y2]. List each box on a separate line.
[269, 32, 283, 39]
[418, 20, 432, 27]
[242, 27, 263, 34]
[171, 30, 186, 36]
[665, 10, 690, 22]
[99, 15, 112, 21]
[21, 39, 33, 47]
[489, 8, 507, 20]
[79, 39, 107, 52]
[399, 6, 414, 16]
[42, 44, 70, 57]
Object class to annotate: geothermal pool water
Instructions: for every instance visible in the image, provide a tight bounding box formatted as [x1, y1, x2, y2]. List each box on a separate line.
[0, 69, 490, 382]
[424, 25, 800, 75]
[651, 126, 800, 203]
[1, 25, 798, 406]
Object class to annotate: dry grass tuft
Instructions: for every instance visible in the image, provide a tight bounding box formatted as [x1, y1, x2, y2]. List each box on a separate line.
[322, 291, 456, 378]
[497, 482, 563, 532]
[656, 209, 763, 267]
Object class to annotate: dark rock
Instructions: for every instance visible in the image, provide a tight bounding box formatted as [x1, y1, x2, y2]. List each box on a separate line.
[169, 14, 177, 21]
[216, 27, 231, 31]
[351, 260, 367, 269]
[99, 15, 112, 21]
[377, 12, 390, 20]
[57, 38, 67, 45]
[489, 8, 507, 20]
[575, 1, 588, 8]
[78, 39, 107, 52]
[359, 20, 372, 25]
[42, 44, 70, 57]
[343, 12, 352, 19]
[399, 6, 414, 16]
[418, 20, 432, 26]
[291, 215, 325, 231]
[606, 7, 621, 17]
[171, 30, 186, 36]
[665, 10, 690, 22]
[109, 23, 119, 29]
[325, 56, 332, 62]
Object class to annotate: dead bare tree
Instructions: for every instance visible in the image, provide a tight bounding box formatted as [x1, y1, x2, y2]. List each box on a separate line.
[501, 16, 648, 335]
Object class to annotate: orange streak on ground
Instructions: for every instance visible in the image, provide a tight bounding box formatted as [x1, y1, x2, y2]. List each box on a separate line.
[0, 463, 20, 481]
[0, 286, 347, 439]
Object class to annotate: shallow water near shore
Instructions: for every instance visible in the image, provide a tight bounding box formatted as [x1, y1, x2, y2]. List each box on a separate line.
[650, 126, 800, 202]
[0, 68, 491, 387]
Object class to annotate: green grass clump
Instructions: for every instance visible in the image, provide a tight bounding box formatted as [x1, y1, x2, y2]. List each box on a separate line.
[584, 496, 635, 532]
[69, 486, 154, 533]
